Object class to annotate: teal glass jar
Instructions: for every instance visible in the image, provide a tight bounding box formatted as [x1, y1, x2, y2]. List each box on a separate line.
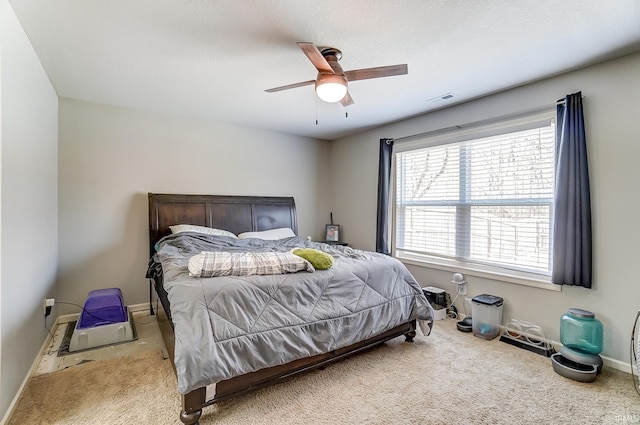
[560, 308, 603, 354]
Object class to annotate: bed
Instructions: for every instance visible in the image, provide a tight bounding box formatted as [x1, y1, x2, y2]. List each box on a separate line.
[146, 193, 434, 424]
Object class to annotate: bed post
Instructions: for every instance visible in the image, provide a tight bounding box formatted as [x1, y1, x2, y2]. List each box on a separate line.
[180, 389, 205, 425]
[404, 320, 417, 342]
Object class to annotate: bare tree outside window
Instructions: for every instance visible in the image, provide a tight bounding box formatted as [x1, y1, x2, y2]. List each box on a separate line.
[395, 123, 555, 274]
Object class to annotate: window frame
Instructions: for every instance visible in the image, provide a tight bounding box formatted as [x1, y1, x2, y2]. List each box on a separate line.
[391, 111, 561, 291]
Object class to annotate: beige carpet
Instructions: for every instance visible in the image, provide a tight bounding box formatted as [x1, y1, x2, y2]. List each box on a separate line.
[9, 319, 639, 425]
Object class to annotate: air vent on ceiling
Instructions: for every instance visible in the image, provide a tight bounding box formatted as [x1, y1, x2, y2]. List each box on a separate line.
[426, 93, 456, 103]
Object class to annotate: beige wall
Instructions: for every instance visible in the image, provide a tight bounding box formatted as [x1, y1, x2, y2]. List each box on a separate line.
[330, 52, 640, 367]
[57, 99, 330, 311]
[2, 3, 638, 418]
[0, 0, 59, 419]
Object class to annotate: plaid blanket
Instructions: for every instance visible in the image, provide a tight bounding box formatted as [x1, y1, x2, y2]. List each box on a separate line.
[188, 251, 314, 277]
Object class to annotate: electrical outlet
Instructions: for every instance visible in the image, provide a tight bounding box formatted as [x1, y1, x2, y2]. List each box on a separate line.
[44, 298, 55, 317]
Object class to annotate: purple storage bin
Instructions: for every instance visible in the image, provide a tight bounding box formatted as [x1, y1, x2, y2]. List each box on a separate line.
[77, 288, 127, 329]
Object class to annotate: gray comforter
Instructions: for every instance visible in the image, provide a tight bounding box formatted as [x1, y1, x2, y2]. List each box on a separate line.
[153, 233, 434, 394]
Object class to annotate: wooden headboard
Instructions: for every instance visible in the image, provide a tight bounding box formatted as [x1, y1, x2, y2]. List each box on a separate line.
[148, 193, 297, 255]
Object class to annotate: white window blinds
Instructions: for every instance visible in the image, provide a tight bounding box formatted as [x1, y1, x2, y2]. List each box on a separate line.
[395, 119, 555, 274]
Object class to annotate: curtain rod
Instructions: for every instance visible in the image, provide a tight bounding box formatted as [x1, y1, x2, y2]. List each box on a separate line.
[389, 103, 554, 144]
[390, 93, 585, 144]
[556, 94, 584, 105]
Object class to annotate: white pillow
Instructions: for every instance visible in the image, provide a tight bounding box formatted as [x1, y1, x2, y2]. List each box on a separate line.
[169, 224, 237, 239]
[237, 227, 296, 240]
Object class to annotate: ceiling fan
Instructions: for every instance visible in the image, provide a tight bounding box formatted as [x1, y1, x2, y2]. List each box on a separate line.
[265, 42, 408, 107]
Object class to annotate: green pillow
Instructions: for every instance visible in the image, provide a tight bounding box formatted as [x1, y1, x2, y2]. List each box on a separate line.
[292, 248, 334, 270]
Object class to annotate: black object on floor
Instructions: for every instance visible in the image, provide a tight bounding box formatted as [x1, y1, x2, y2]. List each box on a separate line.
[499, 333, 555, 357]
[457, 317, 472, 332]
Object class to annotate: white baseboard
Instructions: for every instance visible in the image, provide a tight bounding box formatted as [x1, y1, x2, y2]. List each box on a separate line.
[601, 355, 631, 374]
[472, 321, 632, 375]
[0, 302, 151, 425]
[0, 315, 62, 425]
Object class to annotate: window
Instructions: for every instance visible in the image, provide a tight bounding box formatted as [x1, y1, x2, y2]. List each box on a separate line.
[394, 113, 555, 278]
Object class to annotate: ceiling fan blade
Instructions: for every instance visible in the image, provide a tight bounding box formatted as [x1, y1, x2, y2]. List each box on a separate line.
[344, 64, 408, 82]
[340, 91, 354, 107]
[297, 42, 334, 74]
[265, 80, 315, 93]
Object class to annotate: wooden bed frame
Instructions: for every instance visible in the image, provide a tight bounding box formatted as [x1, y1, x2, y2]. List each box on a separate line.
[147, 193, 417, 425]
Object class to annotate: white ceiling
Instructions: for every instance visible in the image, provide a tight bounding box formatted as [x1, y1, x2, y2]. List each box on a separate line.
[9, 0, 640, 140]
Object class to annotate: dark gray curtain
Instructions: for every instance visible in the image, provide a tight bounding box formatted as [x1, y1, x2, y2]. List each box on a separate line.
[376, 138, 394, 254]
[552, 91, 592, 288]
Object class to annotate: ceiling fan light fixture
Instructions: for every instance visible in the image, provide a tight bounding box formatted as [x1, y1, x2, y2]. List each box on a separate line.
[265, 42, 408, 107]
[315, 74, 347, 103]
